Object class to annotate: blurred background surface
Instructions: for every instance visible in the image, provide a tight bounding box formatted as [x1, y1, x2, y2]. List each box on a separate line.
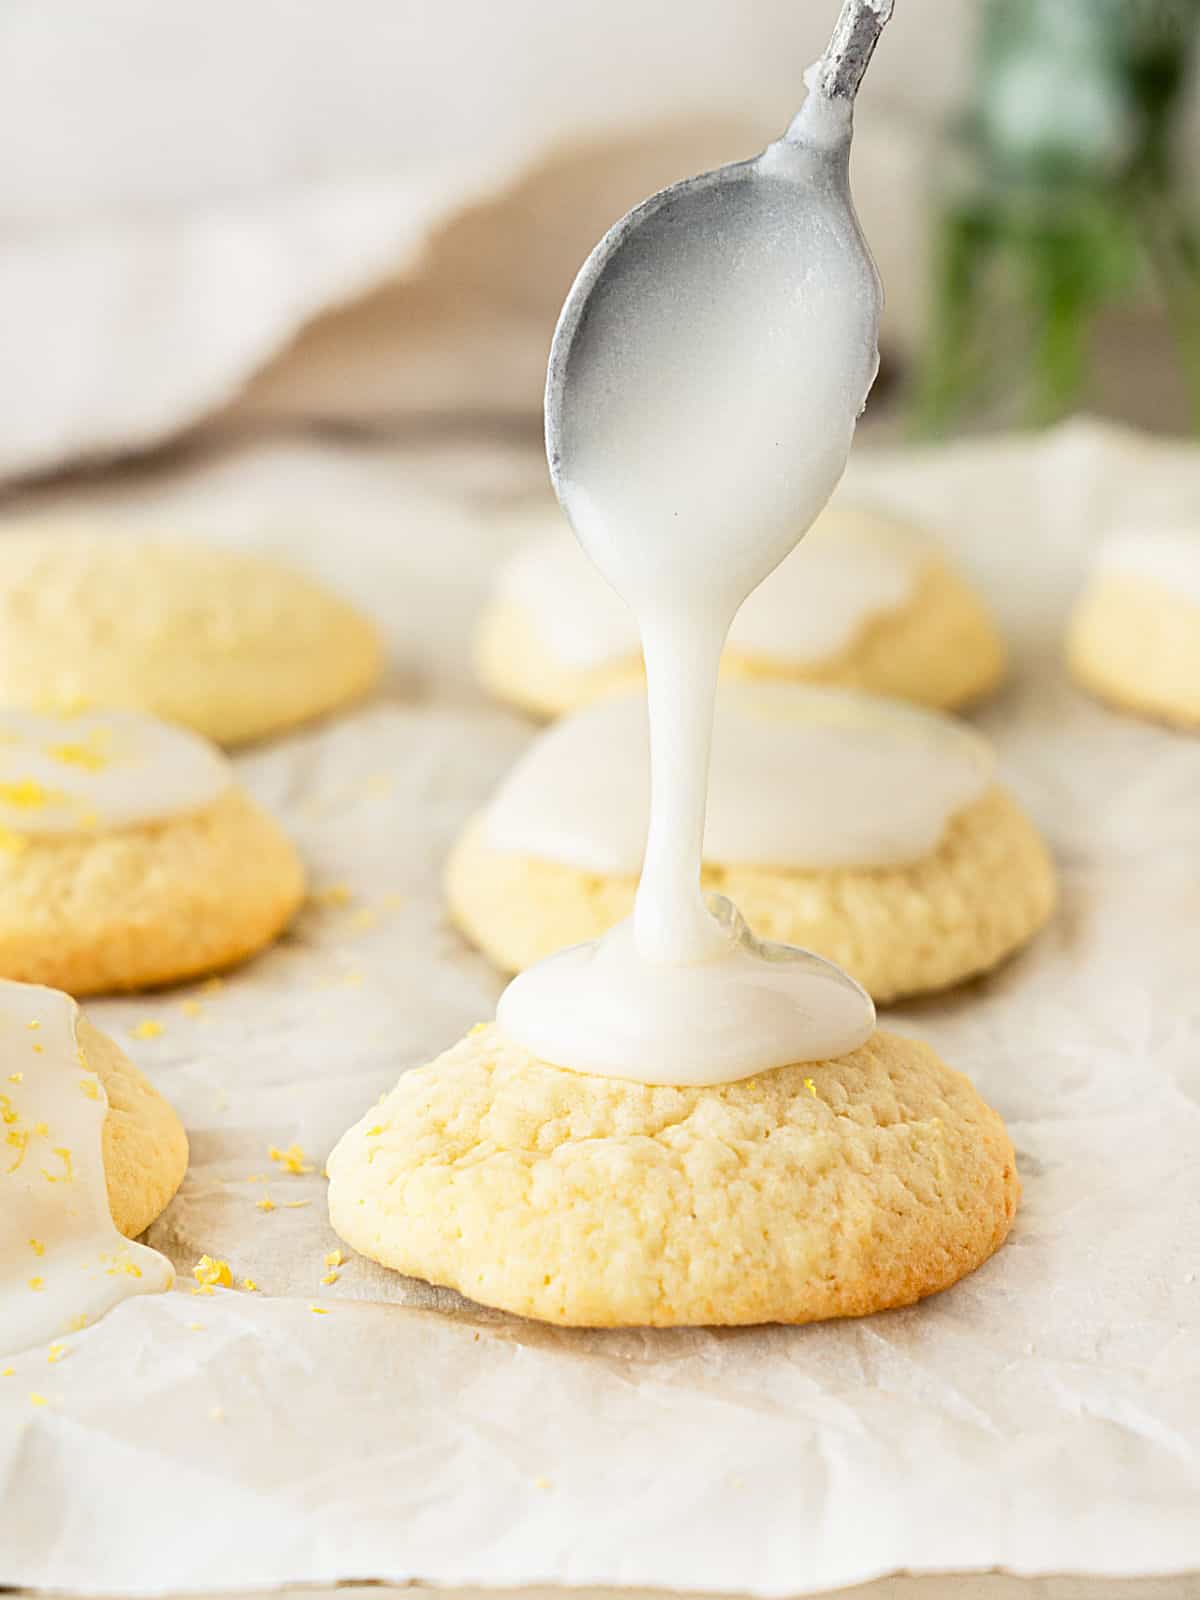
[2, 0, 1198, 493]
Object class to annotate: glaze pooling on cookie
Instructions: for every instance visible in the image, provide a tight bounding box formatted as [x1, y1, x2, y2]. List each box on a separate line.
[499, 503, 926, 672]
[0, 709, 231, 837]
[484, 684, 994, 875]
[0, 980, 173, 1356]
[1096, 531, 1200, 606]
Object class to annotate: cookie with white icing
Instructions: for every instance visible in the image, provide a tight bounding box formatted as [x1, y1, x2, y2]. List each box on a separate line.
[446, 685, 1055, 1003]
[327, 1022, 1018, 1328]
[477, 503, 1006, 718]
[0, 709, 304, 994]
[0, 529, 382, 745]
[1, 980, 186, 1355]
[1068, 532, 1200, 728]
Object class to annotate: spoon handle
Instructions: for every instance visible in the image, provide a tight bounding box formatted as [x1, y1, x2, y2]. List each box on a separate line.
[813, 0, 894, 102]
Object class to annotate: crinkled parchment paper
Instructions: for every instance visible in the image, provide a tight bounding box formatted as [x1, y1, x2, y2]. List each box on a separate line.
[0, 420, 1196, 1596]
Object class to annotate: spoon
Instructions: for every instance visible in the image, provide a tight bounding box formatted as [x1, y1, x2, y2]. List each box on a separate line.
[545, 0, 895, 524]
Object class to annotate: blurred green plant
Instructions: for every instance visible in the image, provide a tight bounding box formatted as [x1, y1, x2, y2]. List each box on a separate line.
[913, 0, 1200, 434]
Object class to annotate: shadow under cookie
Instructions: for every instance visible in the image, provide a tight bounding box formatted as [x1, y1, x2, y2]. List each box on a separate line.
[327, 1023, 1019, 1329]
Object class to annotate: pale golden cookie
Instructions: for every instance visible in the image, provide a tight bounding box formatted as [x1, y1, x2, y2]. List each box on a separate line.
[1068, 572, 1200, 729]
[328, 1023, 1019, 1328]
[79, 1015, 189, 1238]
[446, 785, 1055, 1004]
[0, 789, 305, 995]
[477, 556, 1006, 720]
[0, 529, 383, 745]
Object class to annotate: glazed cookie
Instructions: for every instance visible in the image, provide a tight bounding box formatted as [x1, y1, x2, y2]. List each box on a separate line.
[477, 502, 1006, 718]
[1068, 532, 1200, 728]
[0, 528, 382, 744]
[1, 979, 186, 1353]
[0, 708, 305, 994]
[328, 1022, 1018, 1328]
[447, 685, 1055, 1003]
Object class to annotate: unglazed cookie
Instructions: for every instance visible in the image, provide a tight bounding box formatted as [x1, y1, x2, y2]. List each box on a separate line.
[446, 686, 1055, 1003]
[0, 528, 382, 745]
[0, 709, 304, 994]
[477, 503, 1006, 718]
[328, 1023, 1018, 1328]
[1068, 532, 1200, 728]
[1, 980, 185, 1353]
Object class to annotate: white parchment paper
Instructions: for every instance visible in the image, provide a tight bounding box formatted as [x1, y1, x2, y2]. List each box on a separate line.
[0, 419, 1197, 1596]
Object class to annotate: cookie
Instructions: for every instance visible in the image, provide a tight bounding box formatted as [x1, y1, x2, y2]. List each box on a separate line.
[1, 980, 185, 1353]
[0, 709, 305, 994]
[477, 503, 1006, 718]
[81, 1014, 190, 1239]
[446, 686, 1055, 1003]
[1068, 532, 1200, 728]
[0, 528, 382, 744]
[327, 1023, 1019, 1328]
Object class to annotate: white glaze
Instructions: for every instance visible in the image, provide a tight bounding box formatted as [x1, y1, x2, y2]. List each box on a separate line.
[1097, 531, 1200, 607]
[498, 71, 882, 1086]
[0, 709, 231, 838]
[498, 503, 924, 671]
[484, 683, 993, 876]
[0, 980, 173, 1357]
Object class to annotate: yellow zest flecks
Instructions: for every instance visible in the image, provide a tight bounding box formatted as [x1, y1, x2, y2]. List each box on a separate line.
[310, 1305, 330, 1315]
[26, 1021, 38, 1031]
[188, 1322, 205, 1332]
[28, 1276, 45, 1292]
[131, 1020, 163, 1041]
[1, 1367, 13, 1377]
[0, 778, 56, 810]
[42, 1147, 74, 1183]
[324, 1250, 345, 1269]
[268, 1143, 314, 1175]
[29, 1238, 45, 1256]
[8, 1072, 22, 1084]
[0, 826, 29, 855]
[192, 1256, 233, 1292]
[240, 1277, 259, 1293]
[28, 1392, 49, 1407]
[46, 1344, 68, 1365]
[255, 1195, 276, 1213]
[283, 1200, 311, 1210]
[45, 740, 109, 772]
[31, 1044, 43, 1055]
[79, 1077, 100, 1100]
[105, 1257, 142, 1279]
[178, 999, 204, 1019]
[320, 1272, 339, 1286]
[67, 1314, 89, 1333]
[311, 882, 353, 908]
[804, 1077, 819, 1099]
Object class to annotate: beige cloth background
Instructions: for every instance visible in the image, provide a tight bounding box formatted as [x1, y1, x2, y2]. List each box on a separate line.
[0, 0, 968, 480]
